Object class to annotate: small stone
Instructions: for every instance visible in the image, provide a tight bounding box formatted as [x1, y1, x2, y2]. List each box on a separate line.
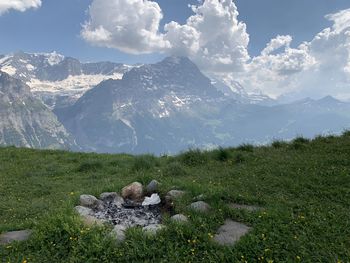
[121, 182, 144, 201]
[111, 225, 127, 243]
[188, 201, 210, 213]
[100, 192, 124, 207]
[0, 230, 32, 245]
[142, 224, 165, 235]
[213, 219, 251, 246]
[229, 203, 263, 212]
[100, 192, 117, 201]
[170, 214, 189, 223]
[80, 194, 100, 209]
[146, 180, 160, 194]
[193, 194, 206, 201]
[74, 206, 94, 217]
[81, 215, 105, 227]
[165, 190, 185, 204]
[167, 190, 185, 199]
[142, 193, 161, 206]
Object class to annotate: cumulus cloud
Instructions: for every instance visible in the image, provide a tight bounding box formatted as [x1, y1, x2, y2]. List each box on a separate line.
[0, 0, 41, 15]
[232, 8, 350, 100]
[81, 0, 169, 54]
[82, 1, 350, 100]
[82, 0, 250, 72]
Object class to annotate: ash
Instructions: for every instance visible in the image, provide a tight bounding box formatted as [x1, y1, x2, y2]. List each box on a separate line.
[94, 200, 162, 227]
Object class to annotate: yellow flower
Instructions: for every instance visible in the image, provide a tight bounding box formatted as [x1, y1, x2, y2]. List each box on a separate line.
[296, 256, 301, 261]
[70, 192, 74, 195]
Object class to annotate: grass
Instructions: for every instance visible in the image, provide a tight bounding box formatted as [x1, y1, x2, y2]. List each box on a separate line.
[0, 134, 350, 262]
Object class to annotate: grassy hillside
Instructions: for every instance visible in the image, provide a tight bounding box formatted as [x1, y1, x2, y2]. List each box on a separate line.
[1, 133, 350, 262]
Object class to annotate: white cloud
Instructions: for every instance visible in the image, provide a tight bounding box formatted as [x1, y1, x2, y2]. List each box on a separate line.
[81, 0, 169, 54]
[234, 8, 350, 100]
[164, 0, 250, 72]
[0, 0, 41, 15]
[82, 0, 250, 72]
[82, 1, 350, 101]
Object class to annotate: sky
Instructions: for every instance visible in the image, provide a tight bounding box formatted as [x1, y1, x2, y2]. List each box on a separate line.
[0, 0, 350, 100]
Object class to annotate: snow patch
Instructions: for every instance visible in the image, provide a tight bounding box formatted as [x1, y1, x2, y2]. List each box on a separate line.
[1, 65, 17, 75]
[27, 73, 123, 98]
[26, 64, 35, 71]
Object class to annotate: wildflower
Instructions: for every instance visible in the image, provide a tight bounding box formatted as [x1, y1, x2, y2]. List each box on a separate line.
[296, 256, 301, 261]
[70, 192, 74, 195]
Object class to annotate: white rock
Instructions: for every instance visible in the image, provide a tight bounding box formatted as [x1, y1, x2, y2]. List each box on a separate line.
[142, 193, 161, 206]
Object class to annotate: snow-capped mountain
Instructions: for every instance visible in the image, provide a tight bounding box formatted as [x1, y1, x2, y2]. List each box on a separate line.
[56, 57, 227, 153]
[0, 71, 76, 149]
[209, 75, 276, 106]
[1, 53, 349, 154]
[0, 51, 132, 109]
[55, 56, 350, 154]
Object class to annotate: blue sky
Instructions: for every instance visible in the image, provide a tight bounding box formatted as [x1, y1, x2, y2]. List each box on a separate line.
[0, 0, 349, 64]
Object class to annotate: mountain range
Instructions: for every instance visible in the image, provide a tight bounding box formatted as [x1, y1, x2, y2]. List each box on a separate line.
[1, 51, 349, 154]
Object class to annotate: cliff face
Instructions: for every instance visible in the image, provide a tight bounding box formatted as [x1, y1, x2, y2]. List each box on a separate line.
[0, 71, 76, 149]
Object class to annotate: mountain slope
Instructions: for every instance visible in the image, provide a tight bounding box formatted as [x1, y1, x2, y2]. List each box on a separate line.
[56, 57, 350, 154]
[57, 57, 226, 154]
[0, 71, 76, 149]
[0, 51, 132, 109]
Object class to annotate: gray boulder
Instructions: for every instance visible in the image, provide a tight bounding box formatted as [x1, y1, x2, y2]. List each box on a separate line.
[146, 180, 160, 194]
[80, 194, 102, 209]
[213, 219, 251, 246]
[100, 192, 124, 207]
[111, 225, 127, 243]
[170, 214, 189, 223]
[74, 206, 93, 217]
[0, 230, 32, 245]
[142, 224, 165, 235]
[188, 201, 210, 213]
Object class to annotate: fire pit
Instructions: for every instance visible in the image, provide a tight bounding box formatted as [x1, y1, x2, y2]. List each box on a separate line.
[75, 181, 164, 230]
[94, 199, 162, 227]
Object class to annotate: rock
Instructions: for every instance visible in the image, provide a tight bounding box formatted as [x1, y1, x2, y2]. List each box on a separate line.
[167, 190, 185, 199]
[213, 219, 251, 246]
[111, 225, 127, 243]
[165, 190, 185, 204]
[170, 214, 189, 223]
[188, 201, 210, 213]
[142, 193, 161, 206]
[121, 182, 144, 201]
[74, 205, 104, 226]
[74, 206, 94, 217]
[100, 192, 124, 207]
[142, 224, 165, 235]
[193, 194, 206, 201]
[81, 215, 105, 227]
[228, 203, 263, 212]
[146, 180, 160, 194]
[80, 194, 100, 209]
[0, 230, 32, 245]
[100, 192, 117, 201]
